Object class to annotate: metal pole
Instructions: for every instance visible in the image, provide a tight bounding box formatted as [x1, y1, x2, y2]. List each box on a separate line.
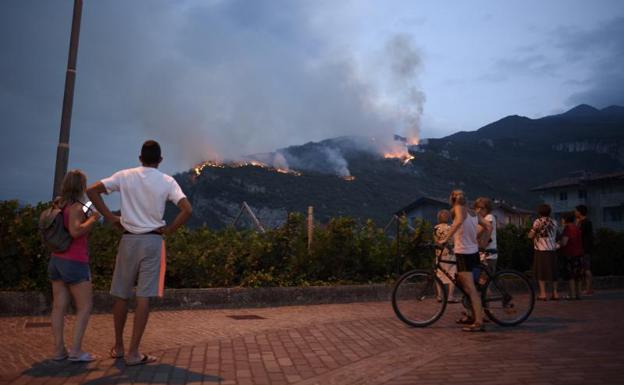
[396, 216, 401, 273]
[307, 206, 314, 251]
[53, 0, 83, 198]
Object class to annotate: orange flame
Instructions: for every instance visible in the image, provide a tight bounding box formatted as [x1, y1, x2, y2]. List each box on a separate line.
[193, 159, 302, 177]
[383, 150, 414, 165]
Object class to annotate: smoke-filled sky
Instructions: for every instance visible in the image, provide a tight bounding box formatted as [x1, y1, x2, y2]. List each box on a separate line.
[1, 0, 623, 202]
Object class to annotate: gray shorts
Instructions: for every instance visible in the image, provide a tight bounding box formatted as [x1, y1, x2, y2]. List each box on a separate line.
[110, 234, 164, 299]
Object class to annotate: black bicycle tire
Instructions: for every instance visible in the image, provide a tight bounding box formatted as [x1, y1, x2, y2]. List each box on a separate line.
[482, 269, 535, 326]
[392, 270, 447, 327]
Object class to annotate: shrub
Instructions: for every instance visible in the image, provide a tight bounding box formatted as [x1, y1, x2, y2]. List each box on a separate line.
[1, 199, 621, 291]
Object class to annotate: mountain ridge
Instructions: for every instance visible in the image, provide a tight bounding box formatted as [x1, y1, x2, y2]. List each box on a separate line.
[170, 104, 624, 228]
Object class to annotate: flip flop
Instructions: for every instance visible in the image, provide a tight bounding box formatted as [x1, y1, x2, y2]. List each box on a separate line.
[110, 347, 124, 359]
[537, 296, 548, 301]
[68, 352, 96, 363]
[126, 354, 157, 366]
[462, 323, 485, 332]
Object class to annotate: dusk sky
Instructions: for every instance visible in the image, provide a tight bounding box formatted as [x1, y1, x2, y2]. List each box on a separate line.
[1, 0, 623, 203]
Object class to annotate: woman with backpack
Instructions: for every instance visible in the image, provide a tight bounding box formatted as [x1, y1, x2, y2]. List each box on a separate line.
[48, 170, 100, 362]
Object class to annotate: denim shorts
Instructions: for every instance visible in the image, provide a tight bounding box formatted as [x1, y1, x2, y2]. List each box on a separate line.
[48, 256, 91, 285]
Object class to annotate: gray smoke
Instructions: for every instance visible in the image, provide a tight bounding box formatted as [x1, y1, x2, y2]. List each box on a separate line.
[381, 34, 426, 143]
[20, 1, 426, 180]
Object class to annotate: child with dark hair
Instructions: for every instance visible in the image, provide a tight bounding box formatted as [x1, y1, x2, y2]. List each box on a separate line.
[560, 213, 584, 300]
[575, 204, 594, 295]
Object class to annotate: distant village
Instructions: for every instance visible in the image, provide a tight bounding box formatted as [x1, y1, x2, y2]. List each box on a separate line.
[397, 171, 624, 231]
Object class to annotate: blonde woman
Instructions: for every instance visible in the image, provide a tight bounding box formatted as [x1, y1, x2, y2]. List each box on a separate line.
[441, 190, 492, 332]
[49, 170, 100, 362]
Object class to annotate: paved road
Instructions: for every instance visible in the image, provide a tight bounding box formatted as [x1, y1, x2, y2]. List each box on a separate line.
[1, 290, 622, 385]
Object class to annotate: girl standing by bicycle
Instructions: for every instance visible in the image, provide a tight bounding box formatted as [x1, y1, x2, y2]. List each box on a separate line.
[433, 209, 459, 303]
[441, 190, 492, 332]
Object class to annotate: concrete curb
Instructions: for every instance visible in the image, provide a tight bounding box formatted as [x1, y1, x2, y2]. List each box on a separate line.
[2, 276, 623, 316]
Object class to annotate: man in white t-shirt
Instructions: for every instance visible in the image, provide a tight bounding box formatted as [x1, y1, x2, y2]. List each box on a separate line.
[87, 140, 192, 366]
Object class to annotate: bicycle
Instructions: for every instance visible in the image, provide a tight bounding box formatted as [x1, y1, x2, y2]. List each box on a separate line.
[392, 244, 535, 327]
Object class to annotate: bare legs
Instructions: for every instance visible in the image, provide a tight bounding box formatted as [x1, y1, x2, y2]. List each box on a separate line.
[112, 298, 128, 357]
[50, 280, 92, 358]
[458, 271, 483, 325]
[68, 281, 93, 357]
[51, 281, 70, 358]
[112, 296, 150, 362]
[538, 280, 559, 299]
[447, 282, 457, 301]
[584, 269, 593, 295]
[568, 279, 581, 299]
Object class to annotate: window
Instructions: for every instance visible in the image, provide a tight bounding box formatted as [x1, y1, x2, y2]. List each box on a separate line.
[559, 192, 568, 201]
[578, 190, 587, 199]
[604, 206, 624, 222]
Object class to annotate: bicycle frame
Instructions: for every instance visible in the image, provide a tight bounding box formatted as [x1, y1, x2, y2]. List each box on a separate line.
[432, 245, 510, 307]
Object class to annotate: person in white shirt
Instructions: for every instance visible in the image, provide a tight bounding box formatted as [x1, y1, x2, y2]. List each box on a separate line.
[441, 190, 492, 332]
[528, 204, 559, 301]
[87, 140, 192, 366]
[475, 197, 497, 273]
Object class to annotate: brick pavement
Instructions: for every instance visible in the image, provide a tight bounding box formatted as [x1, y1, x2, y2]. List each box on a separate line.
[1, 290, 623, 385]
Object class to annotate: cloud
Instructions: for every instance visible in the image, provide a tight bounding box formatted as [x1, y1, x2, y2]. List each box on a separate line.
[0, 0, 425, 202]
[480, 54, 558, 83]
[561, 17, 624, 107]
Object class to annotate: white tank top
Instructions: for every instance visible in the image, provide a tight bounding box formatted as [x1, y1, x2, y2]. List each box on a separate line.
[454, 210, 479, 254]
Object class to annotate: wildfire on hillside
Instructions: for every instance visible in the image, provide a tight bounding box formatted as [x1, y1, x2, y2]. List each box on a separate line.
[383, 151, 415, 165]
[193, 159, 302, 177]
[379, 135, 418, 165]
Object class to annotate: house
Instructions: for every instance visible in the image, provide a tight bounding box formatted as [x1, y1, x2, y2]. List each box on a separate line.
[396, 196, 531, 228]
[531, 171, 624, 231]
[396, 196, 449, 227]
[491, 200, 533, 228]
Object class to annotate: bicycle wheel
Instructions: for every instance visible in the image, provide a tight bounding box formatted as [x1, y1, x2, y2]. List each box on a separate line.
[392, 270, 447, 327]
[482, 270, 535, 326]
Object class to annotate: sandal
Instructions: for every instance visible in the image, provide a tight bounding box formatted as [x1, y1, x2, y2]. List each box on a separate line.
[462, 323, 485, 332]
[126, 354, 157, 366]
[537, 296, 548, 301]
[68, 352, 96, 363]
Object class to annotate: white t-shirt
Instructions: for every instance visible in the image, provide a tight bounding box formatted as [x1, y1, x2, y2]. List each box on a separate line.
[484, 214, 498, 260]
[454, 212, 479, 254]
[102, 166, 186, 234]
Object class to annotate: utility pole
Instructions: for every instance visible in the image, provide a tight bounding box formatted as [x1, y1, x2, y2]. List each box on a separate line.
[52, 0, 83, 198]
[307, 206, 314, 252]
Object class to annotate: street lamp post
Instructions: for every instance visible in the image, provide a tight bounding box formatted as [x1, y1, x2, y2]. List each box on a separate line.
[52, 0, 83, 198]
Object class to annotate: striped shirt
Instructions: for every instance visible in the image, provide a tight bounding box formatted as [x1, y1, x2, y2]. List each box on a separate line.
[532, 217, 558, 251]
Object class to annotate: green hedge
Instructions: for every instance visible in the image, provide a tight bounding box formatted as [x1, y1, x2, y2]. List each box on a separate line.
[1, 200, 623, 291]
